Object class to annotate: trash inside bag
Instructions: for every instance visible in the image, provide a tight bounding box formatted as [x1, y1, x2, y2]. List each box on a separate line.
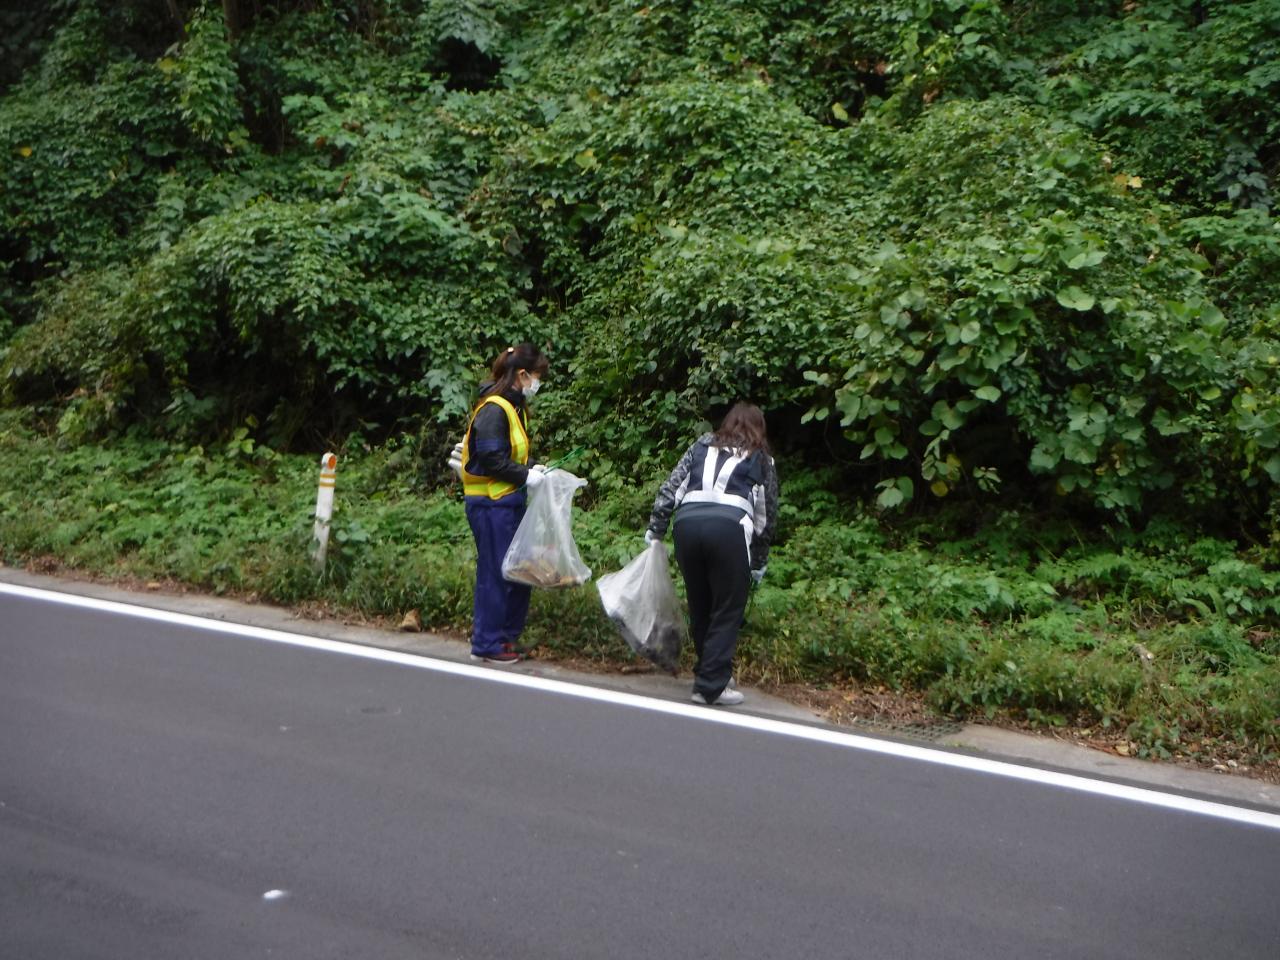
[597, 542, 686, 672]
[502, 469, 592, 588]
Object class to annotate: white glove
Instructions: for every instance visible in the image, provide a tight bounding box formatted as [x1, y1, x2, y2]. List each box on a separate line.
[525, 466, 546, 489]
[751, 565, 766, 585]
[447, 441, 464, 478]
[644, 529, 658, 546]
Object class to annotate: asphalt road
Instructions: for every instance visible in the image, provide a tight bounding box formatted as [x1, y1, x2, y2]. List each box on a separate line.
[2, 587, 1278, 959]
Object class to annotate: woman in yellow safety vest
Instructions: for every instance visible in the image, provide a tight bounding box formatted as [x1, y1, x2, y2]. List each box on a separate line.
[453, 343, 550, 664]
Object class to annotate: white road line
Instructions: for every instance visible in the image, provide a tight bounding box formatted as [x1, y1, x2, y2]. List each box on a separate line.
[5, 581, 1280, 832]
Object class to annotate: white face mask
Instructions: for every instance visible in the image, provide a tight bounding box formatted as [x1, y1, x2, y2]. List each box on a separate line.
[522, 376, 541, 399]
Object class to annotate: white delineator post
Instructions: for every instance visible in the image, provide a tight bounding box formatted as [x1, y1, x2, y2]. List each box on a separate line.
[311, 452, 338, 570]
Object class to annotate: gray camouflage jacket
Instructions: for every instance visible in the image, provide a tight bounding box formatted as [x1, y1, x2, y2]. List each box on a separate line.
[647, 433, 780, 571]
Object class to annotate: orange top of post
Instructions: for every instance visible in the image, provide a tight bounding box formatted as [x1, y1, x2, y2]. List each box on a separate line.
[319, 453, 337, 487]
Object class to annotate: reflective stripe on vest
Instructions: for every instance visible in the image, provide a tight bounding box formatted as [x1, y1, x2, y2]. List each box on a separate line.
[681, 446, 753, 515]
[461, 395, 529, 500]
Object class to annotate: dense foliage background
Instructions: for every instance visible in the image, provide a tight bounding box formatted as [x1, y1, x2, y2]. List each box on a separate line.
[2, 1, 1279, 763]
[3, 0, 1279, 517]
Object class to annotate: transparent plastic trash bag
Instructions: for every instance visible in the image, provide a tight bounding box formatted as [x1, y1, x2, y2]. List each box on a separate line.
[501, 469, 592, 588]
[597, 542, 686, 672]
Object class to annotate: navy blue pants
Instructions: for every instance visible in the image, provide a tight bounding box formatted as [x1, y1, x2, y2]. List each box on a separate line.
[673, 514, 751, 703]
[466, 496, 532, 656]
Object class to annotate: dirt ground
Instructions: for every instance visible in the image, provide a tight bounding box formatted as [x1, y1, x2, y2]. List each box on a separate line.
[763, 678, 1280, 786]
[516, 644, 1280, 786]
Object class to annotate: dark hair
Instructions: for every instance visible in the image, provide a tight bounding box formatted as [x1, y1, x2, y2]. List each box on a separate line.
[713, 402, 770, 455]
[480, 342, 549, 399]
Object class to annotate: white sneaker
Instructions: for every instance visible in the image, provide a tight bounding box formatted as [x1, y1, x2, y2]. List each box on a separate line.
[691, 686, 745, 706]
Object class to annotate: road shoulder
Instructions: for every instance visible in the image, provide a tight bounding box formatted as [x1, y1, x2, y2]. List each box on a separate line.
[5, 564, 1279, 813]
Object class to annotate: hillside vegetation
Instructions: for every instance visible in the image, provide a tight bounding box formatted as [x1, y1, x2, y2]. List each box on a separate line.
[1, 1, 1278, 767]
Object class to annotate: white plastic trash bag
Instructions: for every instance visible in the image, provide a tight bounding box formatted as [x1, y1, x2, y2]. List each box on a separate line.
[502, 469, 592, 588]
[597, 542, 686, 672]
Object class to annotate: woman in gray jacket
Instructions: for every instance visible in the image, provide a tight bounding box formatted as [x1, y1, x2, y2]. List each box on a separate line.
[646, 403, 779, 706]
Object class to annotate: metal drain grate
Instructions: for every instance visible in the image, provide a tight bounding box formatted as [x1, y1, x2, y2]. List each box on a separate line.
[845, 717, 964, 743]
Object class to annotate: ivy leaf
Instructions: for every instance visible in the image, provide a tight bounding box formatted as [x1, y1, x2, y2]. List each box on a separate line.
[835, 390, 862, 426]
[974, 385, 1001, 402]
[875, 476, 913, 509]
[1056, 286, 1095, 311]
[877, 485, 905, 508]
[1063, 247, 1106, 269]
[1030, 444, 1060, 472]
[1152, 407, 1191, 436]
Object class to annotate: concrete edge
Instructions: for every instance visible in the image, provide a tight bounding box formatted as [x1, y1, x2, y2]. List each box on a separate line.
[5, 564, 1279, 813]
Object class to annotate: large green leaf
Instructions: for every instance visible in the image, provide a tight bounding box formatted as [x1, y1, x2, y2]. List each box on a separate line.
[1056, 286, 1096, 312]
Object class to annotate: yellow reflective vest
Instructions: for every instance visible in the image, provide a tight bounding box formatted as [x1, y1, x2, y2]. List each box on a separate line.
[461, 395, 530, 500]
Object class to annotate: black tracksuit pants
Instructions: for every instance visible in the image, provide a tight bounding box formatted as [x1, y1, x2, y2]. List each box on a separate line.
[673, 513, 750, 703]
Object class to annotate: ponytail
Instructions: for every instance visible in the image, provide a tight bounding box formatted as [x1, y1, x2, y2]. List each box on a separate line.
[480, 342, 549, 399]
